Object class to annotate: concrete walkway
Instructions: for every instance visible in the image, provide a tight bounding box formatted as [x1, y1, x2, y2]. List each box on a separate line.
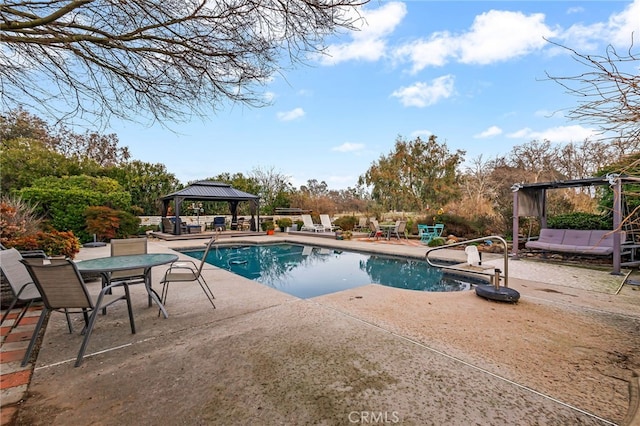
[1, 235, 638, 425]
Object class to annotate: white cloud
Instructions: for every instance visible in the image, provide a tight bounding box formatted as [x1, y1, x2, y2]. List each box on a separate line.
[319, 2, 407, 65]
[507, 125, 596, 142]
[264, 91, 275, 102]
[394, 32, 458, 73]
[458, 10, 556, 65]
[276, 107, 305, 121]
[602, 0, 640, 47]
[474, 126, 502, 138]
[553, 0, 640, 54]
[332, 142, 365, 153]
[394, 10, 556, 73]
[391, 75, 455, 107]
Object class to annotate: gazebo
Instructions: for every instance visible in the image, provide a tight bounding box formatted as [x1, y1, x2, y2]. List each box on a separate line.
[161, 181, 260, 234]
[511, 174, 639, 274]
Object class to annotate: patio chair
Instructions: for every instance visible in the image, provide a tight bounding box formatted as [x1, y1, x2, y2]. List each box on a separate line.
[301, 214, 325, 232]
[110, 238, 151, 307]
[319, 214, 341, 232]
[159, 237, 217, 311]
[368, 220, 383, 240]
[0, 248, 57, 330]
[161, 217, 187, 234]
[20, 258, 136, 367]
[213, 216, 226, 231]
[419, 224, 445, 244]
[389, 220, 407, 239]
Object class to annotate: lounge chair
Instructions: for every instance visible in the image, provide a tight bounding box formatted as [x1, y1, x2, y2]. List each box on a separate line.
[159, 237, 217, 310]
[319, 214, 340, 232]
[354, 217, 368, 231]
[300, 214, 325, 232]
[20, 258, 136, 367]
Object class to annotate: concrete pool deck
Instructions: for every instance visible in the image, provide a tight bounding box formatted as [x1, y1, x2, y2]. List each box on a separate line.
[2, 235, 639, 425]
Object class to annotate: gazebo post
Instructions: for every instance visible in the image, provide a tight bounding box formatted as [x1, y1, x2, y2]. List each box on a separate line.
[511, 188, 519, 258]
[229, 201, 239, 230]
[174, 196, 185, 235]
[612, 176, 622, 275]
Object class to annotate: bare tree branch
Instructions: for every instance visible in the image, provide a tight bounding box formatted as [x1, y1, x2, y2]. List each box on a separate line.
[544, 36, 640, 148]
[1, 0, 367, 126]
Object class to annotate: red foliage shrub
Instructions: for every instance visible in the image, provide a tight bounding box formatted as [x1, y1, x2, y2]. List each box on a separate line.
[6, 230, 81, 259]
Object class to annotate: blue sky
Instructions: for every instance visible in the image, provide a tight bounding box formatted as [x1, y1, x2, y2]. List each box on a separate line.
[109, 0, 640, 190]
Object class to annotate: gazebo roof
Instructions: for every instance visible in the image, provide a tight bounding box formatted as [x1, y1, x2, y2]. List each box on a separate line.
[161, 181, 259, 202]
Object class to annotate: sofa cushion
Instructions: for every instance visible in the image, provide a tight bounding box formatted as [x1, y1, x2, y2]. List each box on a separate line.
[561, 230, 591, 246]
[538, 228, 565, 244]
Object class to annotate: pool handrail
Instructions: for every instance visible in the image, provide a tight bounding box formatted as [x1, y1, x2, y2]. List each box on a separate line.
[424, 235, 509, 289]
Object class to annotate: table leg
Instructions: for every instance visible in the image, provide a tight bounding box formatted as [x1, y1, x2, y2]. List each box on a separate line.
[100, 273, 110, 315]
[145, 270, 168, 319]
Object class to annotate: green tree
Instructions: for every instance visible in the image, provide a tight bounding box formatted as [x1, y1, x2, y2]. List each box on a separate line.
[359, 135, 465, 212]
[106, 161, 180, 215]
[250, 167, 292, 214]
[1, 108, 130, 167]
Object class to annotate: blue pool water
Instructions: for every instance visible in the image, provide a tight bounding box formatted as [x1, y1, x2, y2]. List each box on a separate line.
[182, 243, 471, 299]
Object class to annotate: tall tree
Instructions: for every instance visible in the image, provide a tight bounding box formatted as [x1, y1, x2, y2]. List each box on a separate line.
[105, 161, 180, 215]
[1, 109, 130, 167]
[507, 139, 562, 183]
[1, 0, 368, 125]
[359, 135, 465, 212]
[250, 166, 292, 214]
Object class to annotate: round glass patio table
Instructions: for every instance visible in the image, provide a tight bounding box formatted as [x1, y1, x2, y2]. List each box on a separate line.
[76, 253, 178, 318]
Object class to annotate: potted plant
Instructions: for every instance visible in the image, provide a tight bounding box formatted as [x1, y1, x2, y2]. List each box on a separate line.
[276, 218, 293, 232]
[261, 220, 275, 235]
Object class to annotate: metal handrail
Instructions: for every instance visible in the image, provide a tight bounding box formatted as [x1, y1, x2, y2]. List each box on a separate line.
[424, 235, 510, 289]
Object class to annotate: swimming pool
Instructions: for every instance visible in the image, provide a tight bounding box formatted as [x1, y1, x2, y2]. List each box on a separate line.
[182, 243, 472, 299]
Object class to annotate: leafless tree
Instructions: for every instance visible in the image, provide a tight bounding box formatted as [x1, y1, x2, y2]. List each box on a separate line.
[545, 38, 640, 149]
[507, 139, 562, 182]
[1, 0, 367, 126]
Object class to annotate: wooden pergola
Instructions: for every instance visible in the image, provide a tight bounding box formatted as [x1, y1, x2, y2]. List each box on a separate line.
[511, 174, 639, 274]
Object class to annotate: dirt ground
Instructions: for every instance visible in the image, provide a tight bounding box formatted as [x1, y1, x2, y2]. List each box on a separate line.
[8, 237, 640, 425]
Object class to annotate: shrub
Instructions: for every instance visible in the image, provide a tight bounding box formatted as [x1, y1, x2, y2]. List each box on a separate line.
[334, 215, 357, 231]
[18, 175, 132, 242]
[295, 220, 304, 230]
[428, 237, 446, 247]
[547, 212, 611, 230]
[137, 224, 159, 234]
[261, 220, 275, 231]
[6, 230, 81, 258]
[84, 206, 142, 241]
[276, 217, 293, 230]
[0, 195, 42, 246]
